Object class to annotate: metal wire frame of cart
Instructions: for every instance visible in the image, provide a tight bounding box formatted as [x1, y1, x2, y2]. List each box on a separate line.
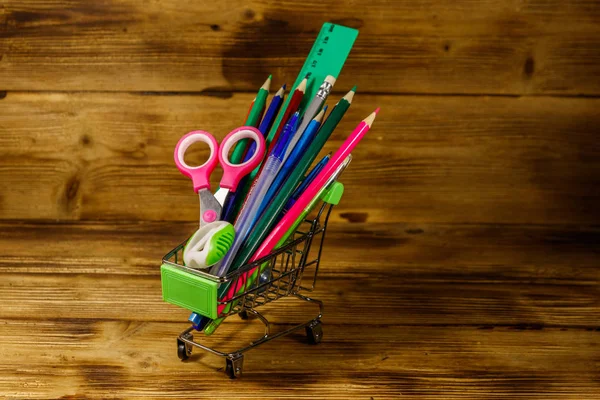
[161, 201, 335, 378]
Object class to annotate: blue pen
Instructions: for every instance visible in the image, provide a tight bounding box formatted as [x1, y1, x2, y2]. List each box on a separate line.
[281, 152, 331, 216]
[266, 111, 300, 160]
[221, 85, 286, 223]
[208, 111, 300, 277]
[258, 107, 327, 216]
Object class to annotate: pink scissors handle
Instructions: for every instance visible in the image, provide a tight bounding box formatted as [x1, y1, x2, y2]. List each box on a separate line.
[174, 130, 219, 193]
[218, 126, 266, 191]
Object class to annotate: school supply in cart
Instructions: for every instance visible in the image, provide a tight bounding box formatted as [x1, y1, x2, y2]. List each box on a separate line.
[160, 22, 381, 379]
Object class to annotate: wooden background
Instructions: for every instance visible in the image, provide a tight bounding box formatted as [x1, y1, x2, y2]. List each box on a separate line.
[1, 0, 599, 398]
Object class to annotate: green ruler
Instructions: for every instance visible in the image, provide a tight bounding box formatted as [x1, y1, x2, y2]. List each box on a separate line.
[265, 22, 359, 147]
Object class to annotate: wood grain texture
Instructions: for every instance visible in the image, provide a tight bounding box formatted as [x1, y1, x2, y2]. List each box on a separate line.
[1, 92, 599, 224]
[1, 221, 599, 283]
[0, 221, 597, 327]
[0, 220, 598, 397]
[0, 320, 598, 399]
[1, 0, 600, 94]
[1, 1, 599, 397]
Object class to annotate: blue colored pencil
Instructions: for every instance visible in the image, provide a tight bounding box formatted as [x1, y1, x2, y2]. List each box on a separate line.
[222, 84, 285, 222]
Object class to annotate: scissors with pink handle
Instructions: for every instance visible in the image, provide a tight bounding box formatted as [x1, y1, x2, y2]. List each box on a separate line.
[174, 127, 265, 227]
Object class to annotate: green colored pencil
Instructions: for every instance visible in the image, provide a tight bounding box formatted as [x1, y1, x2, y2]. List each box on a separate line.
[230, 75, 271, 164]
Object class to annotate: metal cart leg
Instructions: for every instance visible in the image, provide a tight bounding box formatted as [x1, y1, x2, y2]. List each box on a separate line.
[306, 319, 323, 344]
[177, 331, 194, 360]
[225, 353, 244, 379]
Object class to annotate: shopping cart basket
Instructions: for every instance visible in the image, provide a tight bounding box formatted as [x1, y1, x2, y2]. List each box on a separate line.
[160, 185, 342, 378]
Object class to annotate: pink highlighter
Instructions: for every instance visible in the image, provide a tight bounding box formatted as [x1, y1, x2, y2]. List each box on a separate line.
[216, 108, 379, 310]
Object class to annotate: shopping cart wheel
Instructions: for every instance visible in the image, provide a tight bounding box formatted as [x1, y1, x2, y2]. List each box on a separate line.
[238, 310, 249, 320]
[225, 354, 244, 379]
[306, 320, 323, 345]
[177, 336, 192, 361]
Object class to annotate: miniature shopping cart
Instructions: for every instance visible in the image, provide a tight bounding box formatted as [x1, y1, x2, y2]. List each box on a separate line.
[160, 185, 342, 378]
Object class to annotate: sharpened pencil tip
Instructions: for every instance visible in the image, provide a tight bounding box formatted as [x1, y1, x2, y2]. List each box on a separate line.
[351, 85, 357, 92]
[363, 109, 378, 127]
[343, 88, 355, 103]
[275, 85, 286, 97]
[314, 107, 326, 123]
[261, 75, 272, 90]
[282, 83, 287, 90]
[374, 107, 381, 115]
[296, 78, 308, 93]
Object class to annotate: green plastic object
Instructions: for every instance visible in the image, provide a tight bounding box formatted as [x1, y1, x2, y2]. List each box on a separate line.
[228, 22, 358, 218]
[265, 22, 359, 150]
[160, 264, 218, 319]
[183, 222, 235, 269]
[321, 181, 344, 205]
[207, 224, 235, 266]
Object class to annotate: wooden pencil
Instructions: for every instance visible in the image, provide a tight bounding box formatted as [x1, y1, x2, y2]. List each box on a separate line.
[230, 75, 271, 164]
[265, 77, 307, 156]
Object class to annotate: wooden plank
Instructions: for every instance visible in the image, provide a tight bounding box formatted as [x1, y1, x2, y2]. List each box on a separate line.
[1, 0, 600, 94]
[1, 92, 599, 224]
[1, 221, 598, 284]
[0, 320, 598, 398]
[0, 221, 598, 396]
[0, 221, 598, 326]
[1, 270, 597, 326]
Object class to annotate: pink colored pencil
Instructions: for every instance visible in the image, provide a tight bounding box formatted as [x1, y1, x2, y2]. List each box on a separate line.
[216, 108, 380, 312]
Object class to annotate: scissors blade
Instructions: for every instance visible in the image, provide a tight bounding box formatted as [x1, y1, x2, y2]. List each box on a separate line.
[198, 190, 223, 227]
[213, 188, 228, 207]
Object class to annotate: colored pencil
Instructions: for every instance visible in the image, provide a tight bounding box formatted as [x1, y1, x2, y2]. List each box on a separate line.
[221, 84, 285, 223]
[237, 78, 307, 201]
[260, 84, 285, 134]
[230, 75, 271, 164]
[283, 75, 335, 162]
[255, 109, 379, 259]
[265, 77, 307, 155]
[281, 152, 331, 217]
[251, 84, 286, 158]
